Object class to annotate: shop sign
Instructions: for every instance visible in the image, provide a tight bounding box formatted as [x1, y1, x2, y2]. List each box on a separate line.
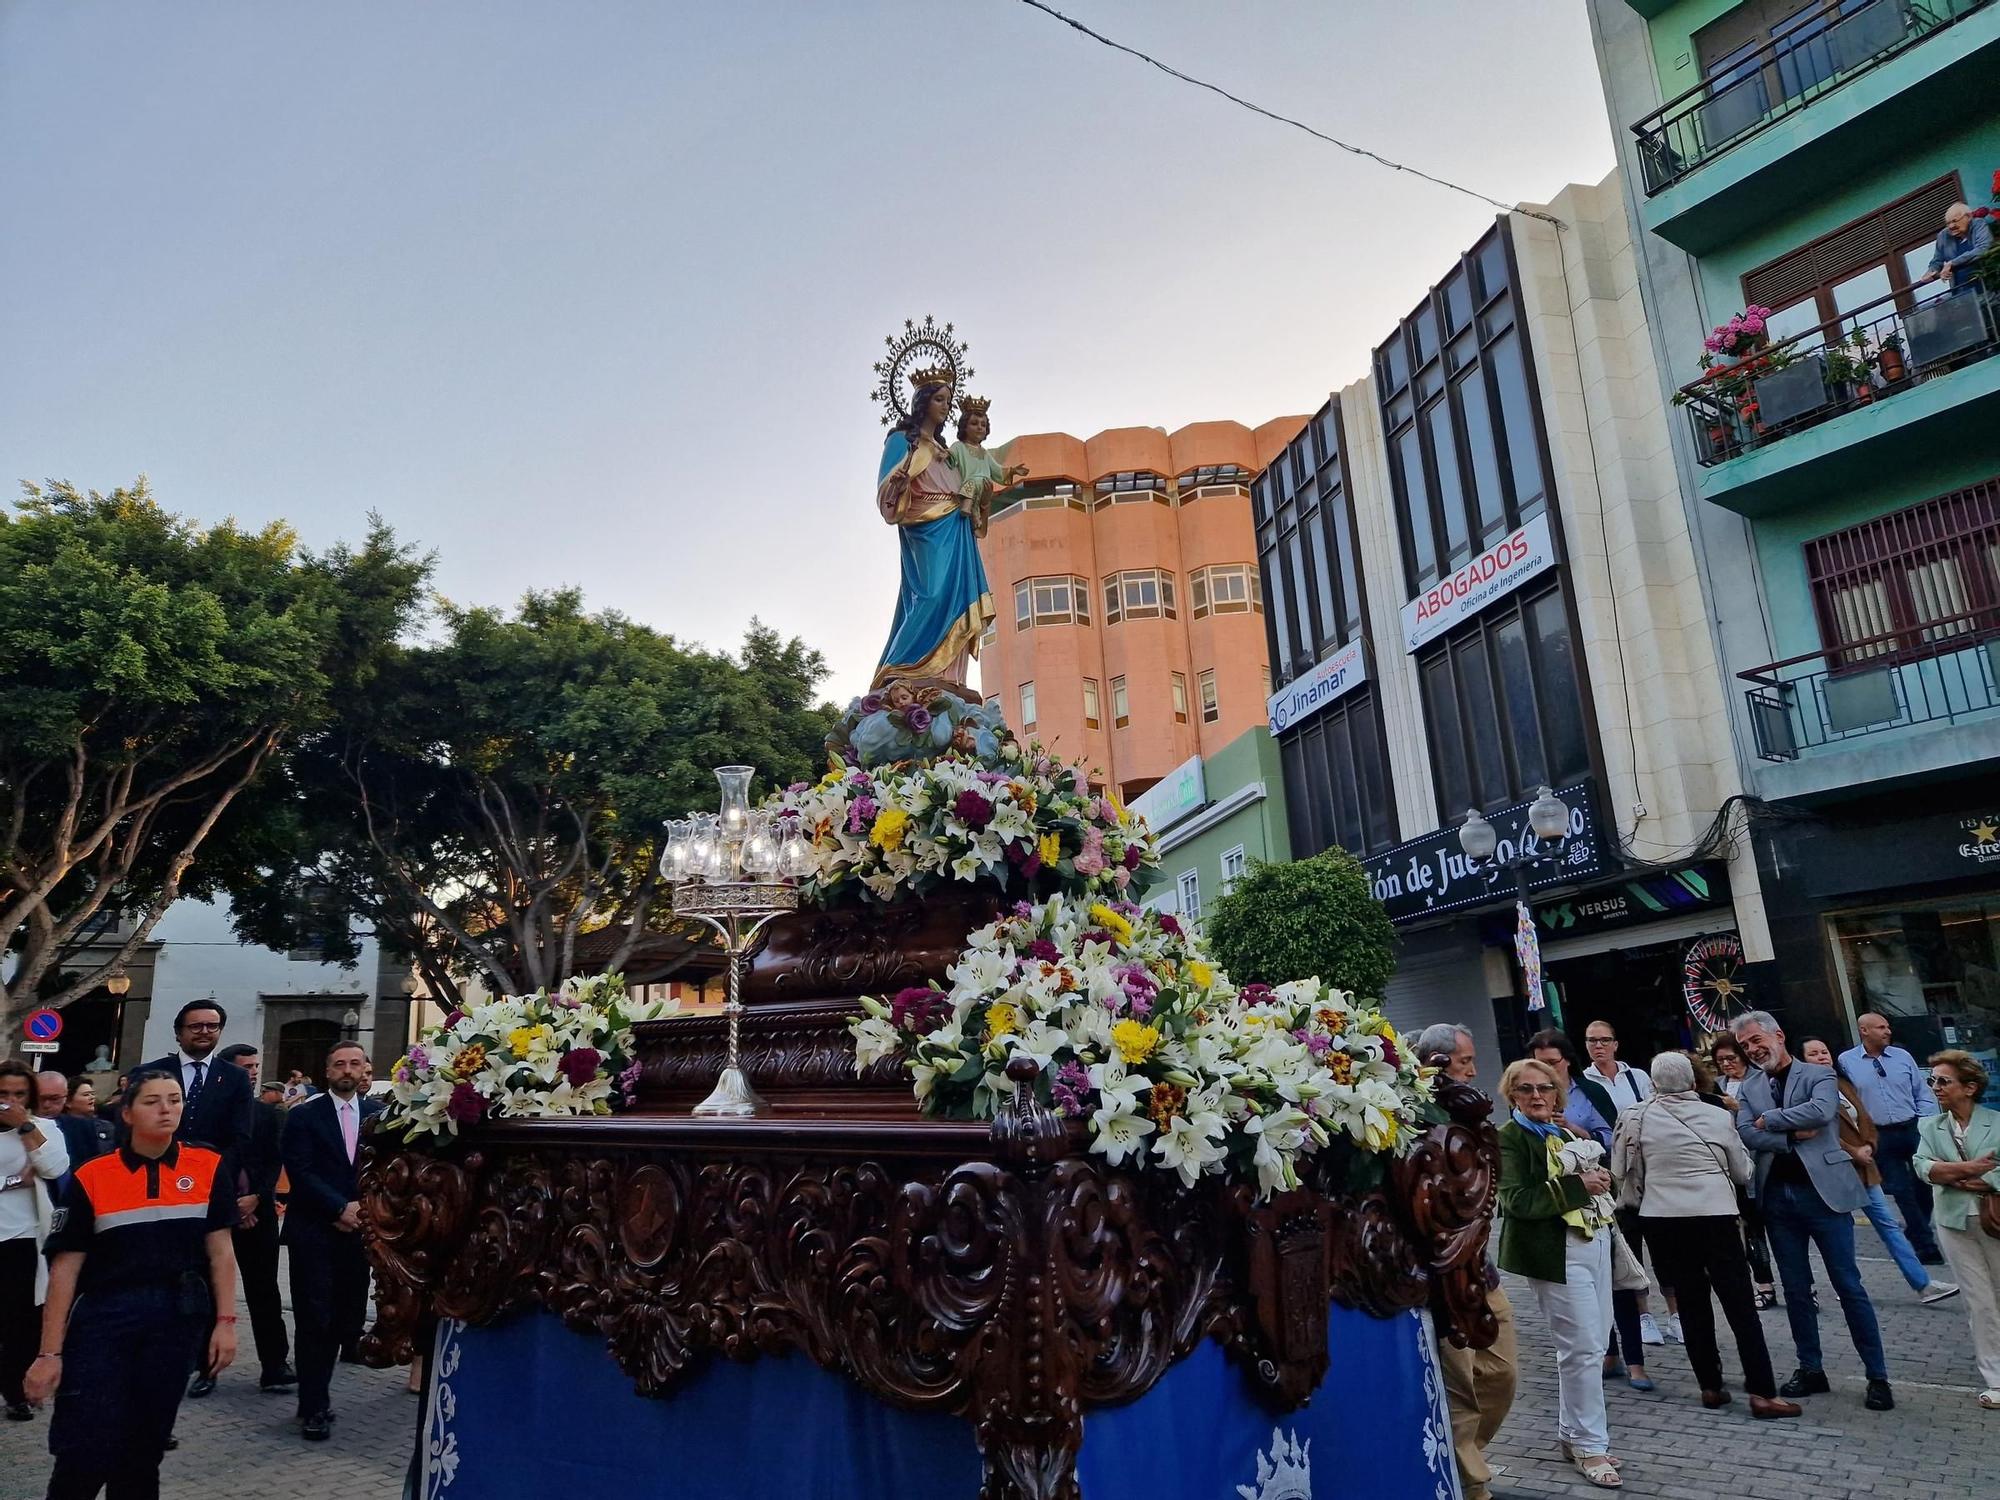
[1361, 778, 1609, 925]
[1957, 813, 2000, 867]
[1267, 638, 1367, 734]
[1399, 512, 1557, 652]
[1129, 755, 1205, 834]
[1529, 864, 1730, 941]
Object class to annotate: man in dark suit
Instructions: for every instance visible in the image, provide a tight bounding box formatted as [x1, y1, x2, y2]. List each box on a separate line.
[137, 999, 256, 1165]
[32, 1070, 105, 1171]
[187, 1044, 295, 1399]
[281, 1040, 381, 1441]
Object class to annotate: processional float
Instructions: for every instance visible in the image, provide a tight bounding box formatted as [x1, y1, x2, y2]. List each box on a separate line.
[357, 318, 1500, 1500]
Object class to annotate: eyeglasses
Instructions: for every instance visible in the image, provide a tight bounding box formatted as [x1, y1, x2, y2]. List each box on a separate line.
[1514, 1083, 1559, 1095]
[180, 1022, 223, 1033]
[1926, 1076, 1960, 1090]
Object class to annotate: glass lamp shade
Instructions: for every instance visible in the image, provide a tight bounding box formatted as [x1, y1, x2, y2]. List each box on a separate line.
[1458, 809, 1499, 862]
[778, 831, 816, 880]
[714, 765, 755, 836]
[1526, 786, 1571, 842]
[740, 813, 779, 877]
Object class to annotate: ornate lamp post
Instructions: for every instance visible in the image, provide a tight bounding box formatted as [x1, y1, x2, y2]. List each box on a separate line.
[1459, 786, 1573, 1016]
[660, 766, 816, 1118]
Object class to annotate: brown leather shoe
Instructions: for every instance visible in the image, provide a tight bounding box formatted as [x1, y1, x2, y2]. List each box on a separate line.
[1750, 1395, 1803, 1419]
[1700, 1388, 1732, 1409]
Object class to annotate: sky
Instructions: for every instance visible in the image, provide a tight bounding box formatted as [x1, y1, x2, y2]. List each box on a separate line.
[0, 2, 1615, 703]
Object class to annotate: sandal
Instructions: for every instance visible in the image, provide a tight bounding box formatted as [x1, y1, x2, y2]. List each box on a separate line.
[1575, 1453, 1623, 1488]
[1754, 1287, 1777, 1310]
[1562, 1443, 1621, 1468]
[1979, 1389, 2000, 1410]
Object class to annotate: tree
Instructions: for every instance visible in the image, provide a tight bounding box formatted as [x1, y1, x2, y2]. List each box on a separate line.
[0, 480, 429, 1039]
[238, 594, 836, 1004]
[1201, 849, 1397, 997]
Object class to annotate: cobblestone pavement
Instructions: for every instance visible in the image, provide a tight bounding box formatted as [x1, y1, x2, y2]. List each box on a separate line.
[0, 1254, 417, 1500]
[1488, 1245, 2000, 1499]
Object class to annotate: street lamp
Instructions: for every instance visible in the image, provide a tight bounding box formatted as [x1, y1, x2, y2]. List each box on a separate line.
[1457, 785, 1573, 890]
[341, 1007, 361, 1039]
[103, 972, 132, 997]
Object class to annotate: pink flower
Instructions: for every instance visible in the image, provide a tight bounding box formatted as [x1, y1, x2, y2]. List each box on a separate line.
[446, 1082, 485, 1125]
[890, 986, 950, 1035]
[557, 1048, 602, 1088]
[1158, 913, 1183, 937]
[953, 789, 995, 830]
[1073, 847, 1105, 877]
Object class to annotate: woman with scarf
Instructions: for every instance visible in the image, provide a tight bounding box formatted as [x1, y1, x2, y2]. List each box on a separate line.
[1611, 1051, 1798, 1418]
[1497, 1057, 1623, 1488]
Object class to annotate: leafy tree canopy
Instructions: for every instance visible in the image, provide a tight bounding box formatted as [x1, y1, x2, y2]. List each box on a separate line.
[1201, 849, 1397, 998]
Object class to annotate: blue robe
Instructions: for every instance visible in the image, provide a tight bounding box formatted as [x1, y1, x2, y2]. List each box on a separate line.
[872, 431, 993, 689]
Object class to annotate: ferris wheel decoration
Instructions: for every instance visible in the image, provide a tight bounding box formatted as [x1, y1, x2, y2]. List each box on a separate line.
[869, 315, 974, 426]
[1683, 932, 1748, 1034]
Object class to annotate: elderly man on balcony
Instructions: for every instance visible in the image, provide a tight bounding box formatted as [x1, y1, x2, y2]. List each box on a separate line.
[1919, 203, 1993, 295]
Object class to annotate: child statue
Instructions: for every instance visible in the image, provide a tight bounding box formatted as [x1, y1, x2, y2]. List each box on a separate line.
[951, 396, 1028, 540]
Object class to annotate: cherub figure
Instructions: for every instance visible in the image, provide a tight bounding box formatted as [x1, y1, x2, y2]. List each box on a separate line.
[951, 396, 1029, 539]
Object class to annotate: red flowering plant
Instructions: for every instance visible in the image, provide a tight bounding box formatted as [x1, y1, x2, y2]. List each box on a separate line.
[1674, 304, 1796, 427]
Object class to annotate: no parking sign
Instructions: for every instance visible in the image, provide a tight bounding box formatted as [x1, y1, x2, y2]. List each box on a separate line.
[22, 1008, 62, 1055]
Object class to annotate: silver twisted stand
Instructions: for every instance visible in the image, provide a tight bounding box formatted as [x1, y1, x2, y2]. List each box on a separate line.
[671, 880, 799, 1117]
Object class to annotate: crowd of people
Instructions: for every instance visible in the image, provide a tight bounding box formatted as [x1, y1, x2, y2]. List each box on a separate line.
[1, 1000, 401, 1499]
[1417, 1010, 2000, 1496]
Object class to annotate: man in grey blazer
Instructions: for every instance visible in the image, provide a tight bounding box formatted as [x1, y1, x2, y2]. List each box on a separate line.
[1733, 1010, 1893, 1411]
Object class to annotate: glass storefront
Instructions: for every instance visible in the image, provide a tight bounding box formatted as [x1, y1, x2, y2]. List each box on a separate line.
[1827, 897, 2000, 1103]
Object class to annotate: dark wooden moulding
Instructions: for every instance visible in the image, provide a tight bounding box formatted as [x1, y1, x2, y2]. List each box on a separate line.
[359, 893, 1501, 1500]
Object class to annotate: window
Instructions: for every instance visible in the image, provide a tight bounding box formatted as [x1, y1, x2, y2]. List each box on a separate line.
[1190, 564, 1262, 618]
[1083, 677, 1101, 730]
[1221, 845, 1247, 894]
[1741, 176, 1963, 334]
[1111, 675, 1130, 729]
[1258, 397, 1369, 692]
[1103, 569, 1177, 623]
[1177, 869, 1202, 923]
[1019, 681, 1037, 730]
[1176, 464, 1251, 500]
[1376, 222, 1551, 596]
[1278, 688, 1399, 859]
[1013, 574, 1091, 629]
[979, 619, 997, 651]
[1171, 672, 1189, 723]
[1199, 669, 1219, 723]
[1415, 582, 1591, 815]
[1093, 471, 1170, 507]
[1806, 479, 2000, 664]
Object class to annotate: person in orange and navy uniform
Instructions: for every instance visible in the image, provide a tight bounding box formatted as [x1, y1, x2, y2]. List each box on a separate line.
[25, 1069, 238, 1500]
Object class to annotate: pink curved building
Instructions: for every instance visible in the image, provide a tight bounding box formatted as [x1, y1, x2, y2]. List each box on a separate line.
[977, 418, 1305, 801]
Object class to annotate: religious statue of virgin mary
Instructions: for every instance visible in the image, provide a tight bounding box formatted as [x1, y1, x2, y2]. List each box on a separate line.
[867, 317, 1026, 692]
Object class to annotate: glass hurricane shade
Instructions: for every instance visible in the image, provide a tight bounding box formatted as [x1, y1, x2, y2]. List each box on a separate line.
[1527, 786, 1571, 842]
[740, 814, 779, 877]
[778, 831, 816, 879]
[715, 765, 754, 836]
[1458, 809, 1499, 862]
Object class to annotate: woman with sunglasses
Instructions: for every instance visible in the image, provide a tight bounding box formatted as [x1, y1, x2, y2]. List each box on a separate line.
[1913, 1051, 2000, 1409]
[1498, 1057, 1623, 1488]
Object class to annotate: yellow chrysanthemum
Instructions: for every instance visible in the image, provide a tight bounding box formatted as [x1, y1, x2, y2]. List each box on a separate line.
[1111, 1019, 1161, 1065]
[1187, 959, 1214, 989]
[984, 1002, 1021, 1042]
[507, 1024, 552, 1057]
[1088, 903, 1134, 944]
[1038, 831, 1063, 867]
[869, 807, 911, 851]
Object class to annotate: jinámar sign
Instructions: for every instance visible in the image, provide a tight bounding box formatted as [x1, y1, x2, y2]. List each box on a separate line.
[1267, 638, 1368, 734]
[1361, 778, 1609, 925]
[1399, 512, 1557, 652]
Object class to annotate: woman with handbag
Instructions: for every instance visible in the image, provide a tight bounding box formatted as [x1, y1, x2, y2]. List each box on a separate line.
[1610, 1051, 1800, 1419]
[1497, 1058, 1625, 1488]
[1707, 1034, 1778, 1308]
[1913, 1049, 2000, 1409]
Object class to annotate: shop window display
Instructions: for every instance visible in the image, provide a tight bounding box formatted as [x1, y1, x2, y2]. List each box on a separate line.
[1828, 898, 2000, 1103]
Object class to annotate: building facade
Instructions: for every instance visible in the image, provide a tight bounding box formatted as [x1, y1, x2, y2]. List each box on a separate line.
[1129, 728, 1293, 933]
[977, 420, 1304, 803]
[1256, 178, 1765, 1074]
[1587, 0, 2000, 1078]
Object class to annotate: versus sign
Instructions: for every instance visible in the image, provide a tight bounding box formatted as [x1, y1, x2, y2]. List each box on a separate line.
[1267, 638, 1367, 734]
[1400, 512, 1557, 652]
[1362, 778, 1608, 925]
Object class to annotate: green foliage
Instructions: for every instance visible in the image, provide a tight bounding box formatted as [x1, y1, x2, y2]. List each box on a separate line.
[1201, 849, 1397, 997]
[0, 480, 428, 1023]
[240, 592, 837, 1000]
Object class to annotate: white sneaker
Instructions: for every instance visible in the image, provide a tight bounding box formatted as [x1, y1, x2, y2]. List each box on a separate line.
[1919, 1281, 1962, 1305]
[1667, 1313, 1684, 1343]
[1639, 1312, 1665, 1345]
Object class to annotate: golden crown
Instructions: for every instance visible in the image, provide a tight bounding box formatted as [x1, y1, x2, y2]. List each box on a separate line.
[957, 394, 991, 417]
[908, 364, 957, 393]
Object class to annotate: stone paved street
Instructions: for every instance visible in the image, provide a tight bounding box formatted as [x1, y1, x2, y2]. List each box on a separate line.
[1489, 1246, 2000, 1499]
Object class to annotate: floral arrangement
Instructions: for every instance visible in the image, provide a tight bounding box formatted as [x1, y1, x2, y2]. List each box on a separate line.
[850, 897, 1440, 1197]
[826, 682, 1010, 769]
[378, 974, 671, 1141]
[1674, 303, 1794, 420]
[1701, 304, 1773, 361]
[765, 744, 1157, 908]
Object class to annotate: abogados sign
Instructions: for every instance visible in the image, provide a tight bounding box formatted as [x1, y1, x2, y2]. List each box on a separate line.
[1399, 512, 1557, 652]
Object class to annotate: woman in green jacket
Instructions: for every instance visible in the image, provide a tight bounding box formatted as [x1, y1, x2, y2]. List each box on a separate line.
[1498, 1057, 1623, 1488]
[1913, 1049, 2000, 1409]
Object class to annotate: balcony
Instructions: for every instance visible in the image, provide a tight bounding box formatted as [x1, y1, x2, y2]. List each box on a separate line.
[1677, 285, 2000, 515]
[1631, 0, 1999, 253]
[1742, 607, 2000, 794]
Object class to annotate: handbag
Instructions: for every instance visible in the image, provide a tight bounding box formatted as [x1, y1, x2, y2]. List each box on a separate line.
[1609, 1220, 1651, 1291]
[1943, 1118, 2000, 1241]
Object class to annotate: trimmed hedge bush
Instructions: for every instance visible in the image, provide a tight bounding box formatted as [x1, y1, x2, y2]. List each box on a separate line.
[1202, 848, 1397, 996]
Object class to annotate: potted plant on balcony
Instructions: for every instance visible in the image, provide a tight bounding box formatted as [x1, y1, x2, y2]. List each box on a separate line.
[1674, 305, 1787, 453]
[1822, 332, 1874, 404]
[1873, 330, 1907, 385]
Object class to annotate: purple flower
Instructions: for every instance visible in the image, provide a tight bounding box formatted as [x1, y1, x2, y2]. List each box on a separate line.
[407, 1045, 431, 1071]
[617, 1059, 643, 1105]
[1240, 983, 1275, 1005]
[890, 986, 950, 1035]
[1122, 843, 1143, 871]
[1381, 1038, 1401, 1069]
[786, 780, 809, 794]
[442, 1010, 465, 1029]
[1006, 843, 1042, 879]
[557, 1048, 603, 1088]
[846, 794, 880, 835]
[1026, 938, 1062, 963]
[1082, 929, 1116, 949]
[906, 705, 933, 733]
[954, 789, 995, 830]
[1012, 900, 1035, 917]
[976, 769, 1009, 785]
[446, 1082, 486, 1125]
[1157, 914, 1183, 938]
[1051, 1060, 1093, 1117]
[859, 694, 884, 714]
[1295, 1029, 1332, 1057]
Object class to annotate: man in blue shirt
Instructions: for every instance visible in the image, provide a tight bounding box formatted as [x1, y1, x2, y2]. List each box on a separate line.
[1920, 203, 1993, 295]
[1838, 1012, 1943, 1265]
[1528, 1029, 1614, 1150]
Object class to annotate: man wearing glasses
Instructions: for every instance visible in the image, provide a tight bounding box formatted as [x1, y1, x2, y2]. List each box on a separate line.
[136, 1001, 256, 1167]
[1839, 1012, 1945, 1266]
